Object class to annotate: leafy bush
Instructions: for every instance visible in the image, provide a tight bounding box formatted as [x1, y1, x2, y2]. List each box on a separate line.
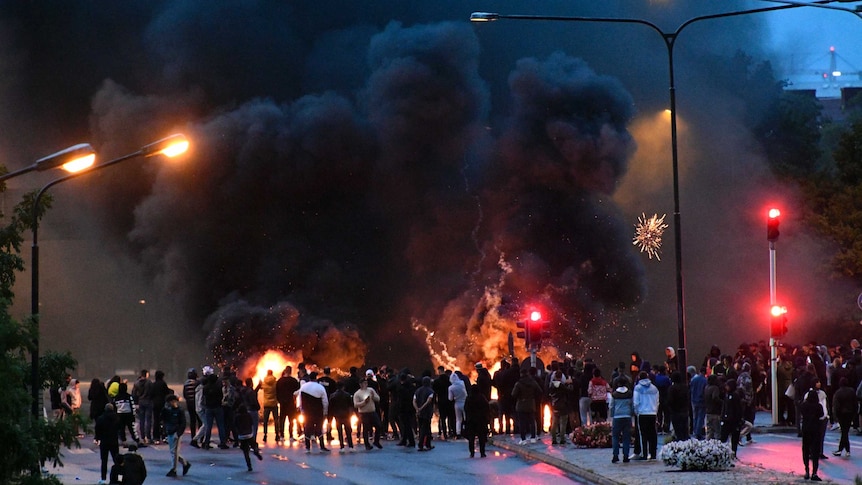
[571, 421, 611, 448]
[659, 438, 734, 471]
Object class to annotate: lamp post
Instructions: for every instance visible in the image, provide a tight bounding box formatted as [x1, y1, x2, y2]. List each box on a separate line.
[0, 144, 96, 184]
[30, 134, 189, 418]
[471, 3, 814, 379]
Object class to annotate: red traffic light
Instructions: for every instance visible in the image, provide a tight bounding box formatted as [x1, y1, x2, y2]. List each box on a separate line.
[770, 305, 788, 338]
[529, 310, 542, 322]
[767, 208, 780, 242]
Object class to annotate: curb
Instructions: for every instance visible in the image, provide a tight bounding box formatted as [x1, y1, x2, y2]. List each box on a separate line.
[489, 437, 623, 485]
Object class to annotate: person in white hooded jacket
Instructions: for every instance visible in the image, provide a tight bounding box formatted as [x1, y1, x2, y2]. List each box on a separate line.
[632, 371, 659, 460]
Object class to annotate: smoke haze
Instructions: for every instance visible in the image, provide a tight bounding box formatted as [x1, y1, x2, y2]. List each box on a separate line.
[0, 1, 852, 379]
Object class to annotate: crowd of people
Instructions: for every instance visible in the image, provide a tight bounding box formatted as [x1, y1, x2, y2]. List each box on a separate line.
[52, 336, 861, 483]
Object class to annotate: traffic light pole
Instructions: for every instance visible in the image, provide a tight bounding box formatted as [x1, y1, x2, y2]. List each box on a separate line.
[769, 238, 779, 426]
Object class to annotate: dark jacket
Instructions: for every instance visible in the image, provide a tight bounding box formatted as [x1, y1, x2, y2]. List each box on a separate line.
[88, 381, 110, 420]
[667, 381, 689, 414]
[832, 385, 857, 418]
[276, 375, 300, 408]
[95, 409, 120, 447]
[464, 390, 490, 438]
[329, 388, 354, 420]
[161, 403, 187, 436]
[512, 374, 543, 413]
[721, 387, 744, 426]
[476, 368, 493, 401]
[203, 375, 223, 409]
[704, 383, 723, 415]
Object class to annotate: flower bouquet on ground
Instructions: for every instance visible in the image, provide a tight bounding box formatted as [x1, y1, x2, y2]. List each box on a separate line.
[659, 438, 734, 471]
[571, 421, 612, 448]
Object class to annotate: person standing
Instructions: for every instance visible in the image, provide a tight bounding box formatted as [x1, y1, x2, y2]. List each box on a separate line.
[353, 378, 382, 450]
[609, 378, 634, 464]
[512, 367, 543, 445]
[299, 372, 330, 453]
[329, 382, 355, 452]
[149, 371, 171, 445]
[88, 378, 109, 423]
[800, 389, 825, 481]
[832, 377, 856, 457]
[183, 369, 200, 439]
[703, 374, 723, 440]
[259, 369, 279, 444]
[464, 384, 490, 458]
[113, 382, 142, 447]
[94, 403, 120, 485]
[804, 378, 830, 460]
[161, 394, 191, 477]
[394, 372, 417, 448]
[202, 371, 228, 449]
[588, 368, 611, 423]
[276, 366, 300, 442]
[448, 372, 468, 439]
[240, 377, 262, 441]
[414, 376, 435, 451]
[667, 371, 690, 441]
[720, 379, 744, 459]
[689, 366, 707, 440]
[433, 367, 453, 439]
[547, 370, 571, 445]
[633, 371, 659, 460]
[67, 379, 83, 437]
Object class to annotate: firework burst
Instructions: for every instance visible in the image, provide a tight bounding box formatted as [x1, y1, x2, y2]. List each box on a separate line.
[633, 213, 668, 260]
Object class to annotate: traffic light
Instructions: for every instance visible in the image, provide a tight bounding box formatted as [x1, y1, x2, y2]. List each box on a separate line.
[516, 320, 531, 347]
[767, 208, 780, 242]
[528, 310, 551, 349]
[770, 305, 788, 338]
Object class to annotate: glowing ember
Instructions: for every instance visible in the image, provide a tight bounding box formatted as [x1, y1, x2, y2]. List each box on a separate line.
[633, 212, 667, 260]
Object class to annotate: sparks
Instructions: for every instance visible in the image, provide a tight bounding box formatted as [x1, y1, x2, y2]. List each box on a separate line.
[633, 213, 668, 260]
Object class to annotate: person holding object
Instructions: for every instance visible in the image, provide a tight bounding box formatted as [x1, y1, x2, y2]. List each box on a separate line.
[162, 394, 191, 477]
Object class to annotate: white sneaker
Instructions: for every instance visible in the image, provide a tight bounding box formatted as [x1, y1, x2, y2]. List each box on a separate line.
[831, 423, 840, 431]
[518, 440, 528, 445]
[629, 453, 639, 459]
[529, 438, 537, 444]
[98, 481, 107, 485]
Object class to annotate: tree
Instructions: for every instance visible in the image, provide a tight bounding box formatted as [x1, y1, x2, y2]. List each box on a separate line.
[0, 188, 81, 484]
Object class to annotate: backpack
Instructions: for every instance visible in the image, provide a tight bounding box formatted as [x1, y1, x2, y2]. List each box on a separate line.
[222, 384, 237, 408]
[737, 373, 753, 405]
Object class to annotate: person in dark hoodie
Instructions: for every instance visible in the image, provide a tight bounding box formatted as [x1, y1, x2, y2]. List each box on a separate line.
[800, 388, 825, 481]
[703, 374, 723, 440]
[666, 371, 690, 441]
[720, 379, 744, 459]
[329, 381, 355, 452]
[414, 375, 436, 451]
[150, 371, 171, 445]
[512, 367, 543, 445]
[235, 403, 263, 471]
[464, 384, 490, 457]
[609, 377, 634, 463]
[89, 378, 110, 422]
[95, 403, 120, 484]
[547, 370, 571, 445]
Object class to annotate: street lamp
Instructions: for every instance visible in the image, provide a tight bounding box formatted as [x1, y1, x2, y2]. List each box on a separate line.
[471, 3, 808, 379]
[0, 144, 96, 184]
[30, 133, 189, 418]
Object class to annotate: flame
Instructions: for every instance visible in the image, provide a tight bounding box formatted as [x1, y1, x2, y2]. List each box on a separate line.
[249, 349, 299, 387]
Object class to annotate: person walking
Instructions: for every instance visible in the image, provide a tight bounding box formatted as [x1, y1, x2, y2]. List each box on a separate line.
[113, 382, 143, 447]
[608, 378, 634, 464]
[633, 371, 659, 460]
[276, 366, 300, 442]
[94, 403, 120, 485]
[161, 394, 191, 477]
[88, 378, 110, 423]
[464, 384, 490, 458]
[800, 388, 825, 481]
[720, 379, 744, 459]
[832, 377, 856, 457]
[235, 403, 263, 471]
[703, 374, 723, 440]
[588, 368, 611, 423]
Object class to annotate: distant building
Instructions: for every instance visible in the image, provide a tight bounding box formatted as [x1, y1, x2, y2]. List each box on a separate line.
[782, 47, 862, 123]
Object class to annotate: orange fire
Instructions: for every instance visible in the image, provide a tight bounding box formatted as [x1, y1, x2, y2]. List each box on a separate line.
[248, 349, 300, 387]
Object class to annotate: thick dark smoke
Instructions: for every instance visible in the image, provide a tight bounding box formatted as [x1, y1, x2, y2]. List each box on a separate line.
[2, 1, 845, 378]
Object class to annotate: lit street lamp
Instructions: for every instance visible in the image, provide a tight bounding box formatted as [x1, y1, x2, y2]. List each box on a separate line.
[30, 133, 189, 418]
[0, 143, 96, 184]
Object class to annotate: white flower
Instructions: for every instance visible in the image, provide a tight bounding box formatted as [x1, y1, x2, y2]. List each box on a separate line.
[659, 439, 733, 471]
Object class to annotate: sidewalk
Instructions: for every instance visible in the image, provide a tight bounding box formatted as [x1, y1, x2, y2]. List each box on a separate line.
[490, 412, 820, 485]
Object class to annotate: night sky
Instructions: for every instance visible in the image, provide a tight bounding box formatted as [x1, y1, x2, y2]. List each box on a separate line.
[1, 1, 857, 380]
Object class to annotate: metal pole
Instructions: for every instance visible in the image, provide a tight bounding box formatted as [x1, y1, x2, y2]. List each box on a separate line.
[769, 240, 778, 425]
